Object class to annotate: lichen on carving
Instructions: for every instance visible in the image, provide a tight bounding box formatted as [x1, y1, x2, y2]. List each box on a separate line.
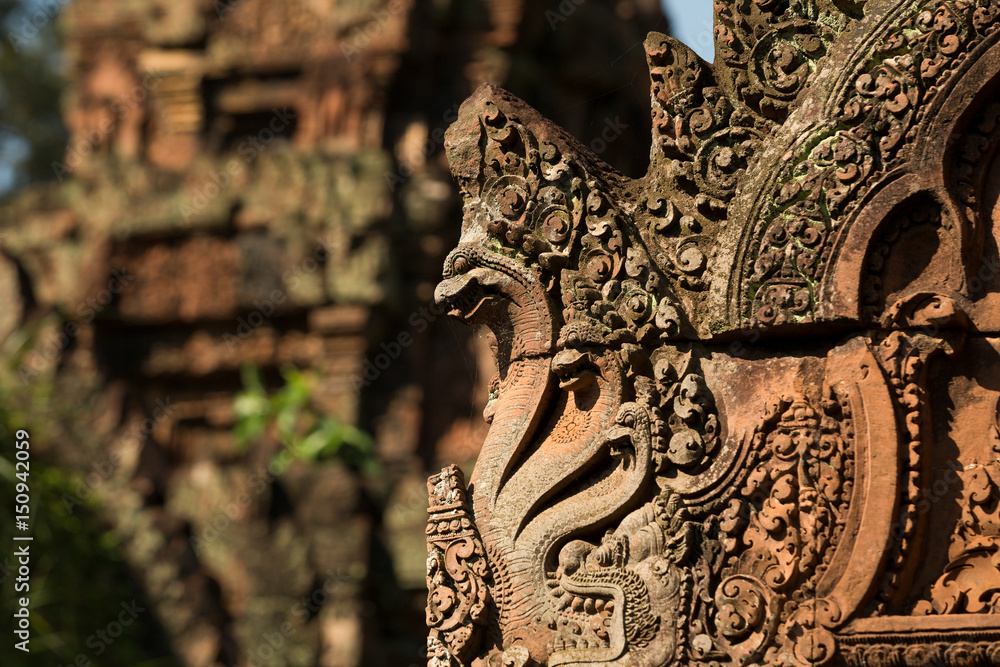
[427, 0, 1000, 665]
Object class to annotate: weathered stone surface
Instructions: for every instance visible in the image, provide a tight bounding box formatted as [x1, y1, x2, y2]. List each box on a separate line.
[429, 1, 1000, 665]
[2, 0, 668, 664]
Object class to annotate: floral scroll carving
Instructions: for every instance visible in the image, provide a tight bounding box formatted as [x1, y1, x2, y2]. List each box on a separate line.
[428, 0, 1000, 664]
[716, 392, 854, 666]
[736, 0, 1000, 328]
[426, 465, 491, 666]
[913, 408, 1000, 617]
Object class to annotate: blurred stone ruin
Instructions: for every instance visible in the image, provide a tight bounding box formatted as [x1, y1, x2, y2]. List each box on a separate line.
[0, 0, 666, 665]
[427, 1, 1000, 665]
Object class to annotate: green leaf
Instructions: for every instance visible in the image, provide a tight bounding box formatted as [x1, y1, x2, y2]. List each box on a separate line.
[239, 363, 266, 396]
[232, 362, 378, 474]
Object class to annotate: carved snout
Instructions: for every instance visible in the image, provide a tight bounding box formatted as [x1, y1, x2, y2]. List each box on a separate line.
[433, 269, 505, 323]
[434, 272, 478, 319]
[552, 349, 597, 392]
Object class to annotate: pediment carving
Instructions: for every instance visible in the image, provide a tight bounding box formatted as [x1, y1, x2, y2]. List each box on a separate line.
[427, 1, 1000, 665]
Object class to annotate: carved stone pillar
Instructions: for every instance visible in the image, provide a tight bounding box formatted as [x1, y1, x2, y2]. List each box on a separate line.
[426, 1, 1000, 665]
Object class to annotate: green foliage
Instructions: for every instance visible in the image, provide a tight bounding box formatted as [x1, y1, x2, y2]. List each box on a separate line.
[0, 454, 177, 666]
[0, 0, 68, 197]
[234, 364, 379, 475]
[0, 329, 178, 665]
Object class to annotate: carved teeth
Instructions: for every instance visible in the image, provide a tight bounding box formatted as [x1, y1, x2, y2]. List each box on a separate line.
[552, 348, 595, 391]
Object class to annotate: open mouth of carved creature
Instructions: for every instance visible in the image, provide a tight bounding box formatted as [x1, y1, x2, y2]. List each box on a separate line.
[551, 348, 597, 392]
[435, 266, 523, 424]
[433, 268, 509, 324]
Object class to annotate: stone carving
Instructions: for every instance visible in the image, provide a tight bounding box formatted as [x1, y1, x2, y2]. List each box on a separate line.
[912, 399, 1000, 616]
[427, 465, 492, 665]
[715, 391, 854, 666]
[427, 0, 1000, 665]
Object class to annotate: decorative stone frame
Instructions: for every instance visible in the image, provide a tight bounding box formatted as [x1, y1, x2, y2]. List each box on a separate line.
[426, 1, 1000, 665]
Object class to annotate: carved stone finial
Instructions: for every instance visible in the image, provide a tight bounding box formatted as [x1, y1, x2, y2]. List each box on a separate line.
[428, 0, 1000, 664]
[426, 465, 491, 665]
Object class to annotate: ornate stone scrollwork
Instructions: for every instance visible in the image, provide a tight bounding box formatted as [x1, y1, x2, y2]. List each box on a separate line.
[427, 0, 1000, 664]
[715, 392, 853, 666]
[733, 0, 1000, 329]
[426, 465, 492, 666]
[912, 400, 1000, 616]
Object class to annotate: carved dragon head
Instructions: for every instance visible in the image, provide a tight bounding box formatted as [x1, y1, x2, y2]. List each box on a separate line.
[428, 0, 1000, 664]
[436, 85, 687, 388]
[431, 82, 726, 664]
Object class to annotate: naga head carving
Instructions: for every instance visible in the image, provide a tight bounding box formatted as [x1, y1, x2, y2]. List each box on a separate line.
[427, 1, 1000, 665]
[436, 85, 687, 357]
[430, 83, 724, 665]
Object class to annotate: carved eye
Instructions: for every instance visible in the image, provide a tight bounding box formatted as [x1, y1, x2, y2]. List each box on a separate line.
[453, 256, 470, 275]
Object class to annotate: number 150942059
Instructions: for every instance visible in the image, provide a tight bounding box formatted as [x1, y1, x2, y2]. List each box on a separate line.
[14, 429, 30, 528]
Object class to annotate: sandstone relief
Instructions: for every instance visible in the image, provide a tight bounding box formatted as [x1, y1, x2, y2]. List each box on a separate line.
[426, 0, 1000, 665]
[1, 0, 671, 663]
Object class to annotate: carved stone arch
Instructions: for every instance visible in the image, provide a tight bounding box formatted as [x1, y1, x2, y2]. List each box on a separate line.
[918, 33, 1000, 231]
[822, 38, 1000, 325]
[427, 1, 1000, 666]
[827, 186, 966, 325]
[813, 339, 902, 617]
[717, 0, 1000, 334]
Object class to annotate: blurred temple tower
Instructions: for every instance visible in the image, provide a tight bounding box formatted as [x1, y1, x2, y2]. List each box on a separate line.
[0, 0, 667, 665]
